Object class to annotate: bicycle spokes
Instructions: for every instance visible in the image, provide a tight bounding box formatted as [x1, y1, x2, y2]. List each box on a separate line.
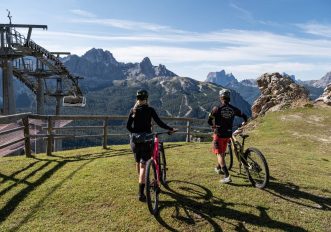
[244, 148, 269, 189]
[146, 159, 160, 215]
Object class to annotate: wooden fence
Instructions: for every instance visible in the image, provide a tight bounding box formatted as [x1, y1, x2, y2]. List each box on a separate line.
[0, 113, 211, 157]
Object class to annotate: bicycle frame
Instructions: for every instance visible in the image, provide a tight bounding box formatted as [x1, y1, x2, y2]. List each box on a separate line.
[151, 134, 161, 185]
[149, 131, 169, 185]
[230, 134, 247, 173]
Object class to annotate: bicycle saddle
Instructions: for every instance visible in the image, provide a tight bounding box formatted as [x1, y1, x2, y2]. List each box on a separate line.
[240, 134, 249, 139]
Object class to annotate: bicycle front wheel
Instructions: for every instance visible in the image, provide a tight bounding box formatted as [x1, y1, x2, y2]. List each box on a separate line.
[159, 145, 167, 186]
[243, 147, 269, 189]
[145, 159, 160, 215]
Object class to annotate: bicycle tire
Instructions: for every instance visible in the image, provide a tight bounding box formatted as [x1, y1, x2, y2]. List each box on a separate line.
[225, 141, 233, 170]
[145, 159, 160, 215]
[159, 144, 167, 186]
[243, 147, 269, 189]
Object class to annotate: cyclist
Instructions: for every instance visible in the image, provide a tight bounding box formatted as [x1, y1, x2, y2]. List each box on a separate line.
[127, 89, 176, 202]
[208, 89, 248, 183]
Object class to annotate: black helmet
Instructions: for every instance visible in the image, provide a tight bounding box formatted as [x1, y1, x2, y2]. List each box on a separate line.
[219, 89, 231, 99]
[136, 89, 148, 100]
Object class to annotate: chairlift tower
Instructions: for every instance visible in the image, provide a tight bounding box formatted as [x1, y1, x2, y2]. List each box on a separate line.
[0, 11, 47, 115]
[0, 11, 85, 115]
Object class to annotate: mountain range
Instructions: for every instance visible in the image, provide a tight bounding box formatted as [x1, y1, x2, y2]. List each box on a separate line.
[1, 48, 329, 118]
[61, 48, 251, 118]
[205, 70, 329, 104]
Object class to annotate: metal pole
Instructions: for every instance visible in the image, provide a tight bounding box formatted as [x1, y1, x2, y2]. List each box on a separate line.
[36, 78, 45, 115]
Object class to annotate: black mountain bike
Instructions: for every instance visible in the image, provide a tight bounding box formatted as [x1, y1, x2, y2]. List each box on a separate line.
[224, 128, 270, 189]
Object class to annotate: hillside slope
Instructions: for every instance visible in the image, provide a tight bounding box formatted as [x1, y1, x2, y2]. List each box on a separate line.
[0, 106, 330, 231]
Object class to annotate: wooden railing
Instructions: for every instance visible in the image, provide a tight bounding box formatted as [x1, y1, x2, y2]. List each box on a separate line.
[0, 113, 210, 157]
[0, 113, 33, 157]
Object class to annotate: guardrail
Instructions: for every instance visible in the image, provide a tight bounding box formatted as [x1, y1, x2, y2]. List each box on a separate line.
[0, 113, 32, 157]
[0, 113, 211, 157]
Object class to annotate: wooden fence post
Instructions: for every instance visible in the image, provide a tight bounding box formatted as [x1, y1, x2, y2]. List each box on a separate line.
[47, 117, 53, 156]
[186, 120, 191, 142]
[22, 116, 32, 157]
[103, 118, 108, 149]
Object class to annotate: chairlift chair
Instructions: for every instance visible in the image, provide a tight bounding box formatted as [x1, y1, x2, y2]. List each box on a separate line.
[63, 94, 86, 107]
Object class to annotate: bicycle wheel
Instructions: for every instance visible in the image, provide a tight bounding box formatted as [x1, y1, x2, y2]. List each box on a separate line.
[225, 141, 233, 170]
[159, 144, 167, 186]
[243, 147, 269, 189]
[145, 159, 160, 215]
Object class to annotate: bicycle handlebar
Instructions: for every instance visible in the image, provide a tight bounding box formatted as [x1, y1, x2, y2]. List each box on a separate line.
[141, 129, 178, 140]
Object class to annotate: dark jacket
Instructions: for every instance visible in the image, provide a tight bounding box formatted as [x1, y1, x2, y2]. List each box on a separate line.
[208, 103, 247, 138]
[127, 104, 173, 133]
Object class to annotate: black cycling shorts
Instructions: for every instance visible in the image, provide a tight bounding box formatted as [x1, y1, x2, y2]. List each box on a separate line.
[130, 141, 152, 164]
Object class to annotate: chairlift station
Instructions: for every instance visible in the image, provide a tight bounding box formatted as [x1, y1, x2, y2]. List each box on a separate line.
[0, 11, 85, 115]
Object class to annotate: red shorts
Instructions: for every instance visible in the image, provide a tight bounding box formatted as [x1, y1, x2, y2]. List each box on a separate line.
[212, 134, 230, 154]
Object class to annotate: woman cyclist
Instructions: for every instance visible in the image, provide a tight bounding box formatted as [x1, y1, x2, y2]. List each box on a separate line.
[208, 89, 248, 184]
[127, 89, 176, 202]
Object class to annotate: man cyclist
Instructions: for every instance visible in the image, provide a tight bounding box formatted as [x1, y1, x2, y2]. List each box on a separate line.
[127, 89, 176, 201]
[208, 89, 248, 183]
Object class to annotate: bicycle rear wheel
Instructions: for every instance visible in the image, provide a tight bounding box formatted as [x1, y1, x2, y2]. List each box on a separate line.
[145, 159, 160, 215]
[159, 144, 167, 186]
[225, 141, 233, 170]
[243, 147, 269, 189]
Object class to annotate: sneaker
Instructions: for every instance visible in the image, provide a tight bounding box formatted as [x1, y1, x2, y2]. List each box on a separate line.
[220, 176, 232, 184]
[138, 194, 146, 202]
[214, 167, 224, 175]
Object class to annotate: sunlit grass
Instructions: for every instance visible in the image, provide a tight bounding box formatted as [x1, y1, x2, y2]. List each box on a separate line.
[0, 106, 330, 231]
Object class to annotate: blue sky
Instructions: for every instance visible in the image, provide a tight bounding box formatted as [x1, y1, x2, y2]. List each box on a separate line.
[1, 0, 331, 81]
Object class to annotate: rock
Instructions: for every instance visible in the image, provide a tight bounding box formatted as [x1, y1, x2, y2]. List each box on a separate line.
[252, 72, 309, 118]
[314, 84, 331, 106]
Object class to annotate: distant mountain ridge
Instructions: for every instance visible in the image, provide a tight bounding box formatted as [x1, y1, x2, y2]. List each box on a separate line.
[302, 72, 331, 88]
[206, 71, 238, 86]
[205, 69, 328, 104]
[60, 48, 252, 118]
[205, 70, 260, 104]
[63, 48, 177, 91]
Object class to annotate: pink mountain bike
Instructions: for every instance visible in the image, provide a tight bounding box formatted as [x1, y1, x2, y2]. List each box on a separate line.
[145, 131, 176, 215]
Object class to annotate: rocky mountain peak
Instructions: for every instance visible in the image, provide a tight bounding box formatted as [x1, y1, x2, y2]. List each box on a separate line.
[82, 48, 118, 65]
[205, 70, 238, 87]
[314, 72, 331, 88]
[314, 84, 331, 106]
[252, 72, 309, 118]
[139, 57, 154, 78]
[140, 57, 152, 67]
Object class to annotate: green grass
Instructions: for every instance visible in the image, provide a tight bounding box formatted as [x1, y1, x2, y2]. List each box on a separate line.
[1, 106, 330, 231]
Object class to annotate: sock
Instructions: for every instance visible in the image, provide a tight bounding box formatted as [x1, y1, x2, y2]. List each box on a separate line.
[139, 183, 145, 195]
[216, 164, 221, 169]
[221, 165, 229, 178]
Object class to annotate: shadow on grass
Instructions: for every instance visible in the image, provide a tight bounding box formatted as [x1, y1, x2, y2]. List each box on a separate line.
[265, 180, 331, 211]
[0, 148, 132, 229]
[154, 180, 306, 232]
[163, 143, 187, 150]
[48, 147, 132, 161]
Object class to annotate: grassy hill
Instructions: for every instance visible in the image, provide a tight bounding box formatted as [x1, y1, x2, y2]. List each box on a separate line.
[0, 106, 330, 231]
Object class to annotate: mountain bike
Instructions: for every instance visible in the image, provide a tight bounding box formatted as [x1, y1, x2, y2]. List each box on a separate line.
[222, 127, 270, 189]
[145, 130, 176, 215]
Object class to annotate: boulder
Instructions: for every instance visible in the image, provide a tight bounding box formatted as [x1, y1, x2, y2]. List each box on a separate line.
[314, 84, 331, 106]
[252, 72, 309, 118]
